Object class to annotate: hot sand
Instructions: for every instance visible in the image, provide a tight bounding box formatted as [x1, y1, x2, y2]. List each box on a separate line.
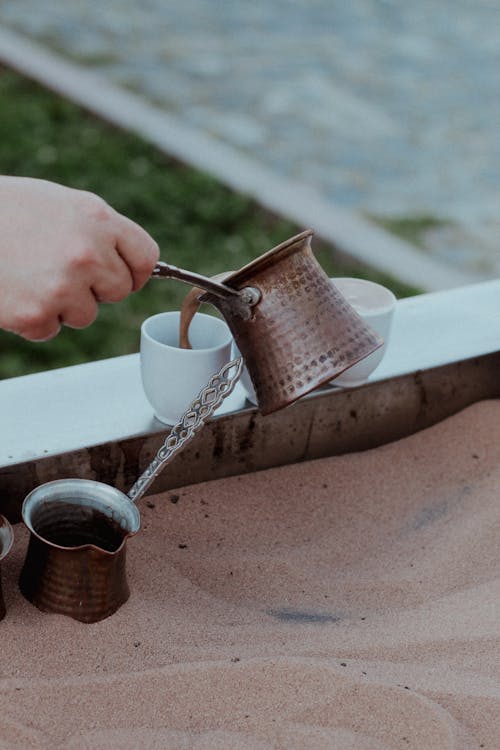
[0, 400, 499, 749]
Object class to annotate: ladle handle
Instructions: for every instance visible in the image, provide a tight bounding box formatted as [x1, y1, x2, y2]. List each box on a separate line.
[152, 262, 241, 299]
[127, 356, 244, 503]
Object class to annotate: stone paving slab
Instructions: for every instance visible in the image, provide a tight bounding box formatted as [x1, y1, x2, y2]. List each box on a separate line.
[0, 1, 498, 283]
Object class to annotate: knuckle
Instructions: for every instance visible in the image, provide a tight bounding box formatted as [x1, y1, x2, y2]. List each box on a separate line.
[66, 302, 98, 329]
[101, 277, 134, 303]
[69, 244, 99, 272]
[13, 304, 46, 334]
[146, 239, 160, 264]
[48, 278, 69, 305]
[131, 239, 160, 288]
[65, 316, 89, 331]
[15, 309, 59, 341]
[78, 190, 113, 223]
[37, 323, 61, 342]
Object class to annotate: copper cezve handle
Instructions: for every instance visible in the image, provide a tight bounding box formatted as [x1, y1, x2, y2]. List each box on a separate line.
[152, 262, 260, 305]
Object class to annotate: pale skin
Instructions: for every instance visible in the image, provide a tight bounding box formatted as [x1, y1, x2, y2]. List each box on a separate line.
[0, 176, 160, 341]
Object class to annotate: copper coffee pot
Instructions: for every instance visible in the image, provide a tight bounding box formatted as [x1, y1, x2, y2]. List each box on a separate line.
[153, 229, 383, 414]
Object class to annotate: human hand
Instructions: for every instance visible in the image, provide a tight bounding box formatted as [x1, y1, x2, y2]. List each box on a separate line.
[0, 176, 159, 341]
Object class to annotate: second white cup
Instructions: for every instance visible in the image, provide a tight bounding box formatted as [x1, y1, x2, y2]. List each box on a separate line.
[330, 277, 396, 387]
[140, 311, 233, 424]
[231, 342, 258, 405]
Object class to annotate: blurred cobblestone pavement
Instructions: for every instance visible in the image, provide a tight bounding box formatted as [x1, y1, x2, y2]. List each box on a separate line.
[1, 0, 499, 275]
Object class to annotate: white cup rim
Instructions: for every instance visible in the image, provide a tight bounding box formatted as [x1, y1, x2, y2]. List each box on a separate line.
[141, 311, 232, 354]
[331, 277, 396, 316]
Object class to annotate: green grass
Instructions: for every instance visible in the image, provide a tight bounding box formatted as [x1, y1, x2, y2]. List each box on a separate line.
[0, 68, 419, 379]
[367, 213, 450, 249]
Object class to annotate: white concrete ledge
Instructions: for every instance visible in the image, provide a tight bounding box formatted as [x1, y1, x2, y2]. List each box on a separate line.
[0, 26, 480, 293]
[1, 279, 499, 469]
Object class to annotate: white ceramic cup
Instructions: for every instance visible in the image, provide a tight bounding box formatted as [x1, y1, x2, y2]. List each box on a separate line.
[330, 278, 396, 387]
[140, 311, 233, 424]
[231, 342, 258, 405]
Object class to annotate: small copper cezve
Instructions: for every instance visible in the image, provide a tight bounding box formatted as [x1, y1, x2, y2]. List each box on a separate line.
[19, 480, 140, 624]
[0, 515, 14, 621]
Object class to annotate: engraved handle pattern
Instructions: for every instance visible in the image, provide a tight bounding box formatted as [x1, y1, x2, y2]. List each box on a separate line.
[127, 356, 244, 503]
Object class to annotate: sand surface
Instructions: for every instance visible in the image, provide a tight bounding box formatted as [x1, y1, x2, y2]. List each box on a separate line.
[0, 400, 499, 749]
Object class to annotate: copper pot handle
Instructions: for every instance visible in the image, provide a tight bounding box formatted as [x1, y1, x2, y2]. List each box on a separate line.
[152, 262, 241, 299]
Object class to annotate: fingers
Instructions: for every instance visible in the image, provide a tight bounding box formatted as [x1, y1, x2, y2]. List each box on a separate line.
[64, 202, 157, 303]
[17, 211, 158, 341]
[69, 238, 134, 302]
[9, 286, 99, 340]
[60, 289, 99, 329]
[19, 318, 61, 343]
[0, 181, 160, 343]
[74, 198, 159, 299]
[113, 213, 160, 291]
[7, 304, 61, 342]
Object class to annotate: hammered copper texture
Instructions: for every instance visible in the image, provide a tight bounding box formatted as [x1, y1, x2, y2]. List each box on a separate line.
[0, 572, 5, 621]
[0, 515, 14, 621]
[19, 503, 130, 624]
[203, 230, 383, 414]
